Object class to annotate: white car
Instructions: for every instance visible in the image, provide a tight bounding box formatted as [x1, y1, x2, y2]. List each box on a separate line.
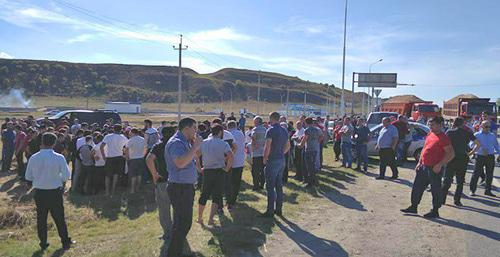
[367, 122, 430, 162]
[367, 112, 399, 129]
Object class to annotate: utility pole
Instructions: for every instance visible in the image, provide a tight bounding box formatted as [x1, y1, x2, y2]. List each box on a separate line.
[303, 90, 307, 115]
[257, 72, 261, 115]
[340, 0, 349, 116]
[286, 85, 290, 117]
[173, 34, 188, 121]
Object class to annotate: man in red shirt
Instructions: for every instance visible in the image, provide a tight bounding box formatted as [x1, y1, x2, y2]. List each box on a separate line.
[401, 117, 455, 218]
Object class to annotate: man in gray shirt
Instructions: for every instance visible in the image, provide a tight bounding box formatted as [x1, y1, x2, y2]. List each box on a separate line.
[299, 117, 322, 187]
[340, 117, 354, 168]
[197, 124, 233, 225]
[251, 116, 266, 190]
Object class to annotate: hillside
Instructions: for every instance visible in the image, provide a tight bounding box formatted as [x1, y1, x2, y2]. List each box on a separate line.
[0, 58, 366, 105]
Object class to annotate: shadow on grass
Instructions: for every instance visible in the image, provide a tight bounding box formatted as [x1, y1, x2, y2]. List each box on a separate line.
[67, 184, 157, 221]
[276, 217, 348, 257]
[202, 202, 275, 257]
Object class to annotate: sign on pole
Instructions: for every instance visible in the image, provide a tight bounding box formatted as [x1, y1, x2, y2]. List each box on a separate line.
[374, 89, 382, 97]
[354, 73, 397, 88]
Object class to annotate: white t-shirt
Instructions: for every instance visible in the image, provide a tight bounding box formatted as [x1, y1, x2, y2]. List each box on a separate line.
[208, 130, 235, 142]
[126, 135, 146, 160]
[102, 133, 128, 158]
[92, 142, 106, 167]
[76, 136, 95, 150]
[229, 129, 246, 168]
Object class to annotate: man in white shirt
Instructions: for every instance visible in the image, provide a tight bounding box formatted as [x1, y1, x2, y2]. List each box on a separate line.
[125, 128, 146, 193]
[227, 121, 246, 210]
[72, 131, 94, 192]
[92, 134, 106, 194]
[291, 121, 305, 181]
[100, 124, 128, 196]
[25, 133, 75, 250]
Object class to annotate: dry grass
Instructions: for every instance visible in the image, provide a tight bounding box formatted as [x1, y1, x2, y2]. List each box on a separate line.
[0, 147, 369, 257]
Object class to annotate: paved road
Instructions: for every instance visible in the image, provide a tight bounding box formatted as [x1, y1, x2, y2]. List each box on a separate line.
[458, 160, 500, 257]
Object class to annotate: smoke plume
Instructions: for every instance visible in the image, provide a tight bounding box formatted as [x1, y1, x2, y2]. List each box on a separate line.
[0, 89, 32, 108]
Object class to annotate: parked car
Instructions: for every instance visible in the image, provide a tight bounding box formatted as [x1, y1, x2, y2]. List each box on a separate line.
[37, 110, 122, 127]
[244, 112, 257, 119]
[367, 111, 399, 129]
[367, 122, 429, 162]
[44, 109, 61, 116]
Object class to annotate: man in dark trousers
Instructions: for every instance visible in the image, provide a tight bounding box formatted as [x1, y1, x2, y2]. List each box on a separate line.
[469, 120, 500, 197]
[259, 112, 290, 218]
[401, 117, 455, 218]
[376, 117, 399, 180]
[164, 117, 202, 257]
[25, 132, 75, 250]
[442, 117, 479, 206]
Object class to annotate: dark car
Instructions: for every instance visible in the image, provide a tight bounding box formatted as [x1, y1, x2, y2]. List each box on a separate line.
[38, 110, 122, 127]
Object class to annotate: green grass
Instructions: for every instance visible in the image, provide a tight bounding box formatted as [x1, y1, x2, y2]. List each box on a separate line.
[0, 147, 372, 257]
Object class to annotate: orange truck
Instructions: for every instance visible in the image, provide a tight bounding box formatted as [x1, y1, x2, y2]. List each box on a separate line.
[442, 97, 497, 122]
[380, 101, 440, 120]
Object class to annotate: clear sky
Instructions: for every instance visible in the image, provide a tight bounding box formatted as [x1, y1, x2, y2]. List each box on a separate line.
[0, 0, 499, 105]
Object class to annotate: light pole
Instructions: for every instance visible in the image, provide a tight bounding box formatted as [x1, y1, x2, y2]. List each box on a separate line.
[369, 58, 383, 114]
[340, 0, 349, 116]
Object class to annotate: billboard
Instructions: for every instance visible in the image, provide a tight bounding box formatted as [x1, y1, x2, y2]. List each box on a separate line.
[355, 73, 397, 88]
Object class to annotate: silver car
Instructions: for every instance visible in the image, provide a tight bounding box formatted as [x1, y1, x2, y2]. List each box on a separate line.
[367, 122, 430, 162]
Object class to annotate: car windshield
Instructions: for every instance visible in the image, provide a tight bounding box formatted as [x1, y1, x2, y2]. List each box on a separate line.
[368, 113, 397, 125]
[417, 105, 439, 112]
[49, 111, 69, 119]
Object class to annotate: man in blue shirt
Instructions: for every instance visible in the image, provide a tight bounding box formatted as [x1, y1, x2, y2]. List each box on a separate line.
[1, 122, 16, 173]
[164, 117, 202, 257]
[238, 113, 246, 131]
[260, 112, 290, 218]
[469, 120, 500, 197]
[376, 117, 399, 180]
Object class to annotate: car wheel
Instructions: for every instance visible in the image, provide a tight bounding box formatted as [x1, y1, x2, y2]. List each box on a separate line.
[413, 148, 422, 162]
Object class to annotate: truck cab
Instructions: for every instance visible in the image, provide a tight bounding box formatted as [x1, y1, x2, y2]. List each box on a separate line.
[411, 103, 440, 121]
[460, 99, 497, 123]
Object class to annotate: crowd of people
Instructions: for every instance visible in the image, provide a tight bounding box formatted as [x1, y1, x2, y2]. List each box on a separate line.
[1, 110, 498, 256]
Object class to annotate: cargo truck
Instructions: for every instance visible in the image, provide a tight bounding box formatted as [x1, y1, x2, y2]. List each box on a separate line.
[442, 97, 497, 122]
[380, 101, 440, 120]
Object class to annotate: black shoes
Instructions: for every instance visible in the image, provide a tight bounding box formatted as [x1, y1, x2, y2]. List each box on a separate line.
[454, 201, 463, 207]
[400, 206, 417, 214]
[62, 240, 76, 250]
[274, 210, 283, 217]
[389, 176, 398, 180]
[375, 176, 385, 180]
[423, 210, 440, 219]
[39, 242, 49, 250]
[485, 191, 497, 197]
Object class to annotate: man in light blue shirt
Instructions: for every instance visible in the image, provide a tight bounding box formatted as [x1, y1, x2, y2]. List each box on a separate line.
[469, 120, 500, 197]
[25, 133, 74, 250]
[376, 117, 399, 179]
[164, 117, 202, 257]
[251, 116, 267, 190]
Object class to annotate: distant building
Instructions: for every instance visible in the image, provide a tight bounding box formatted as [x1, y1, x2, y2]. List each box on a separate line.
[104, 102, 141, 114]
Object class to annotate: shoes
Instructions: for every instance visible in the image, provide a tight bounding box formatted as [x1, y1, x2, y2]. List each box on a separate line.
[423, 210, 440, 219]
[485, 191, 497, 197]
[258, 212, 274, 218]
[355, 167, 361, 172]
[469, 191, 476, 196]
[375, 176, 385, 180]
[39, 242, 49, 250]
[389, 176, 398, 180]
[62, 240, 76, 250]
[274, 210, 283, 217]
[454, 201, 463, 207]
[400, 206, 417, 214]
